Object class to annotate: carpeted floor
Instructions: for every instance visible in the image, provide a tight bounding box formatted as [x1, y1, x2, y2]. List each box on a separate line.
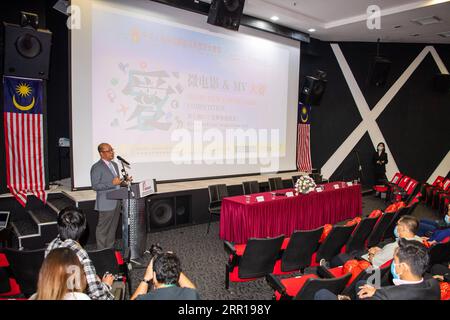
[126, 195, 440, 300]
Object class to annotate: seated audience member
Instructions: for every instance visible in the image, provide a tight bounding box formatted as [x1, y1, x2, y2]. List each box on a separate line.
[131, 252, 199, 300]
[315, 239, 441, 300]
[31, 248, 90, 300]
[46, 207, 115, 300]
[361, 215, 422, 268]
[418, 203, 450, 243]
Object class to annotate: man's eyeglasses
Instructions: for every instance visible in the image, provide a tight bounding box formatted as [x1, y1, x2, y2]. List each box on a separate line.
[101, 149, 114, 153]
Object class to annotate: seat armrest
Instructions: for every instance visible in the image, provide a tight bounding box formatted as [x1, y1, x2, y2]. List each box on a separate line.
[265, 274, 285, 294]
[316, 265, 335, 279]
[224, 241, 236, 256]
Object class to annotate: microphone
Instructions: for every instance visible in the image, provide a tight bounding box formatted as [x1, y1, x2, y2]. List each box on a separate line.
[116, 155, 130, 166]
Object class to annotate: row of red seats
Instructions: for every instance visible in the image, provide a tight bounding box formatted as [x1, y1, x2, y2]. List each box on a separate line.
[422, 175, 450, 215]
[224, 193, 449, 299]
[373, 172, 420, 203]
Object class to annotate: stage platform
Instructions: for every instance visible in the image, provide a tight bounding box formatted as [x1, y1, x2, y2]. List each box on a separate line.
[0, 171, 308, 204]
[62, 171, 308, 205]
[0, 171, 375, 206]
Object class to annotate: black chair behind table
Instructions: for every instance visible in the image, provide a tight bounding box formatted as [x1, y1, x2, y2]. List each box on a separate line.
[207, 184, 228, 234]
[268, 177, 284, 192]
[87, 248, 129, 300]
[2, 248, 45, 297]
[266, 271, 351, 300]
[291, 175, 301, 187]
[366, 211, 396, 248]
[280, 227, 323, 273]
[224, 235, 284, 290]
[242, 180, 260, 195]
[345, 217, 379, 254]
[315, 225, 356, 264]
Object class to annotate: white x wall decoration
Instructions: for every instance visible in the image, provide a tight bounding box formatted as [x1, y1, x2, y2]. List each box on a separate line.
[321, 44, 449, 183]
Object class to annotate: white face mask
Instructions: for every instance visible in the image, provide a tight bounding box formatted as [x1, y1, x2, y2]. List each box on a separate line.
[378, 147, 383, 151]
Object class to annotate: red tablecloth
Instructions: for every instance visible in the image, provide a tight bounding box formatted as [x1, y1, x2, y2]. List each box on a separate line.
[219, 182, 362, 244]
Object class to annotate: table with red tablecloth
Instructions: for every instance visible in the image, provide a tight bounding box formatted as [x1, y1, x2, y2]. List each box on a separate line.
[219, 182, 362, 244]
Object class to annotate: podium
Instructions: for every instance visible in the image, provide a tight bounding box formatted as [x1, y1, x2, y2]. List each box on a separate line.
[107, 179, 157, 260]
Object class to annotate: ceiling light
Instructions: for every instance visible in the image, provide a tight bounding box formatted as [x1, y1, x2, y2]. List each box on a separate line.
[308, 28, 316, 32]
[270, 16, 279, 21]
[411, 16, 442, 26]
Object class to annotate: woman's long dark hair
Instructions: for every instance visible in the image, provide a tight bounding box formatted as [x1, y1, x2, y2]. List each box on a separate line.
[376, 142, 386, 154]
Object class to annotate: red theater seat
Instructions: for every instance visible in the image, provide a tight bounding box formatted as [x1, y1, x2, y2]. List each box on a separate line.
[224, 235, 284, 289]
[0, 253, 22, 297]
[267, 271, 351, 300]
[273, 227, 323, 275]
[374, 172, 403, 194]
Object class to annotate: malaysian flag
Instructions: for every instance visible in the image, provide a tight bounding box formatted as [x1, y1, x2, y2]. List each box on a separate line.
[297, 102, 312, 172]
[3, 76, 46, 206]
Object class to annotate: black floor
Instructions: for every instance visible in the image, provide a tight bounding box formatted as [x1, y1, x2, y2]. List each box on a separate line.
[125, 195, 439, 300]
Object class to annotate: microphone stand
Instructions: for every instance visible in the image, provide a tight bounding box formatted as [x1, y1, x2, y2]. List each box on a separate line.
[119, 160, 134, 267]
[354, 151, 363, 185]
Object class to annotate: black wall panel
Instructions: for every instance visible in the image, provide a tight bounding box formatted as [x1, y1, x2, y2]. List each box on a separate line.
[302, 40, 450, 186]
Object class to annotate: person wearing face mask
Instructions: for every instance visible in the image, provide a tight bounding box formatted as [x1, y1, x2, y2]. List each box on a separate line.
[314, 239, 440, 300]
[418, 203, 450, 243]
[362, 215, 423, 268]
[356, 239, 440, 300]
[372, 142, 388, 186]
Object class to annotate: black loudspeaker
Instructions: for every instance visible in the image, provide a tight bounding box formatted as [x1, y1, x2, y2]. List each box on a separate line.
[146, 196, 191, 231]
[174, 196, 191, 225]
[433, 74, 450, 93]
[3, 23, 52, 79]
[300, 76, 327, 106]
[207, 0, 245, 31]
[368, 56, 391, 87]
[147, 198, 174, 231]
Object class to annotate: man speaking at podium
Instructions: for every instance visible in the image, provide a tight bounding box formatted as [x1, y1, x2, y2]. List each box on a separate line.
[90, 143, 123, 250]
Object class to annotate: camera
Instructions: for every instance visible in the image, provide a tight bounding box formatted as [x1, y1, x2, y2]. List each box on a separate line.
[146, 243, 163, 259]
[103, 271, 123, 281]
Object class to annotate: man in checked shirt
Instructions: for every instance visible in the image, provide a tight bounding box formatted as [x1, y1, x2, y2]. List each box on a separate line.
[45, 207, 115, 300]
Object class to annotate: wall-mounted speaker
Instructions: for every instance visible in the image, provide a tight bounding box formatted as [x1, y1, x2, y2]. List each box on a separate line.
[3, 23, 52, 79]
[433, 73, 450, 93]
[207, 0, 245, 31]
[300, 75, 327, 106]
[368, 56, 391, 87]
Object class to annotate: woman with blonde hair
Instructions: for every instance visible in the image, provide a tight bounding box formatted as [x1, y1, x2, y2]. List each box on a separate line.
[32, 247, 90, 300]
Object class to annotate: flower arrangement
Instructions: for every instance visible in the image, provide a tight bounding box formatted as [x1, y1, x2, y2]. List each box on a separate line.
[294, 175, 316, 194]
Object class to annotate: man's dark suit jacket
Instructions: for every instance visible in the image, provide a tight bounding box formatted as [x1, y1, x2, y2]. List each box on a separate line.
[366, 279, 441, 300]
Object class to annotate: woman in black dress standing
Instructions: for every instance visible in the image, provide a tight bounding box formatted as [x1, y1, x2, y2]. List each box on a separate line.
[373, 142, 388, 185]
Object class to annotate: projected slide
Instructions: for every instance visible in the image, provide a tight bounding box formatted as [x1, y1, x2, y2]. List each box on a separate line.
[92, 4, 288, 162]
[71, 0, 300, 188]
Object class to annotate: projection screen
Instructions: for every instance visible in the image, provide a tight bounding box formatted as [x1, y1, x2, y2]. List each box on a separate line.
[71, 0, 300, 188]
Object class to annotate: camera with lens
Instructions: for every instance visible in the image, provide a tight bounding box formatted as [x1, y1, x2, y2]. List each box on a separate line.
[146, 243, 163, 260]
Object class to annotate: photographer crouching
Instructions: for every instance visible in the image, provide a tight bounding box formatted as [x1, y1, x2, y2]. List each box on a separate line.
[130, 246, 199, 300]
